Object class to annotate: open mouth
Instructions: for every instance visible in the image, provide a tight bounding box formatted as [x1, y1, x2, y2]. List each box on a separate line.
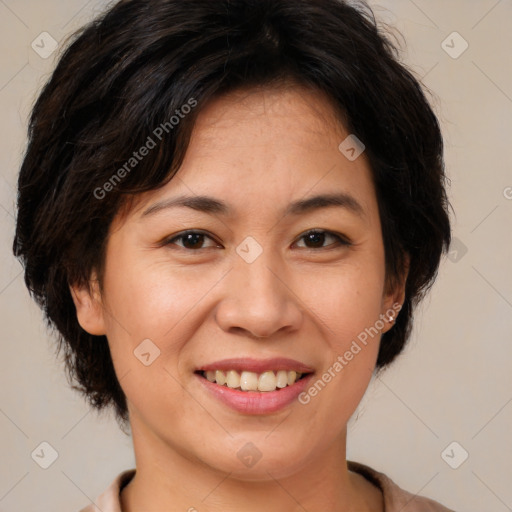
[195, 369, 310, 392]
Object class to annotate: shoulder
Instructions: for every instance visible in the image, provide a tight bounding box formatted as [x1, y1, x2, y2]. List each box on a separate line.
[347, 460, 456, 512]
[78, 469, 135, 512]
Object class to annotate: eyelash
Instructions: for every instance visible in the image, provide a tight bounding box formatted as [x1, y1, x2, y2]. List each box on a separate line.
[162, 229, 352, 252]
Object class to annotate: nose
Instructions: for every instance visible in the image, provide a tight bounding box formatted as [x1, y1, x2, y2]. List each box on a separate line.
[215, 250, 303, 339]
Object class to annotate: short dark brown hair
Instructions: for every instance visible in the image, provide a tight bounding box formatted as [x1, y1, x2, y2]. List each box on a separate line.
[13, 0, 451, 428]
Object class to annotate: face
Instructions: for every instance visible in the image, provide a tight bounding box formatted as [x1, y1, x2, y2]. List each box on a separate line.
[72, 84, 405, 480]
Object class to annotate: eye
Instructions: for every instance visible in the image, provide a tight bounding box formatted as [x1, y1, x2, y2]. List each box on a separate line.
[294, 229, 352, 250]
[163, 230, 221, 250]
[162, 229, 351, 252]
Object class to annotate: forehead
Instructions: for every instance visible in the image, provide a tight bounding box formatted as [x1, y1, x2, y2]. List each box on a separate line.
[189, 84, 348, 154]
[121, 84, 376, 224]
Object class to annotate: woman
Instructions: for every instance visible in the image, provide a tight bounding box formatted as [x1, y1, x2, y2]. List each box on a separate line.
[13, 0, 454, 510]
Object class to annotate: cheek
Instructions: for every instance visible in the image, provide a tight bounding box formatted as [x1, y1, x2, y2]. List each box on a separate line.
[99, 255, 207, 417]
[101, 246, 214, 341]
[301, 254, 386, 349]
[294, 252, 385, 416]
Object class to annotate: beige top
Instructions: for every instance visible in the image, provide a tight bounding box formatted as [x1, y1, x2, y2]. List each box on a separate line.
[79, 460, 455, 512]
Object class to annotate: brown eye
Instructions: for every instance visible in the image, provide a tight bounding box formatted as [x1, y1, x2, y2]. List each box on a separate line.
[295, 230, 351, 249]
[164, 230, 220, 250]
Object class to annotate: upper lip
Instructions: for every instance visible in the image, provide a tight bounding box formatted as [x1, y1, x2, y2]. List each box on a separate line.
[196, 357, 315, 374]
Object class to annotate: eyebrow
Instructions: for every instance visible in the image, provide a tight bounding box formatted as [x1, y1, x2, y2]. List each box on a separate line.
[141, 192, 365, 219]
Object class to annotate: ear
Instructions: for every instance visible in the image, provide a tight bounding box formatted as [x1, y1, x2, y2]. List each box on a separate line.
[380, 253, 410, 334]
[69, 271, 107, 336]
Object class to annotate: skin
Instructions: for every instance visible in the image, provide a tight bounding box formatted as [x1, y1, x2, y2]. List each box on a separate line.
[71, 83, 408, 512]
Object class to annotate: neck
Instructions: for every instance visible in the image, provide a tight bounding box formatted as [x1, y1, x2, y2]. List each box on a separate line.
[120, 417, 381, 512]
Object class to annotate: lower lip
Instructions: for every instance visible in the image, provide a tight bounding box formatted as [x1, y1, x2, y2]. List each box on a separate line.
[196, 373, 315, 414]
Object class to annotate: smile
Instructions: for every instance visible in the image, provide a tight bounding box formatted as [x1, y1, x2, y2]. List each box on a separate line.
[195, 357, 315, 414]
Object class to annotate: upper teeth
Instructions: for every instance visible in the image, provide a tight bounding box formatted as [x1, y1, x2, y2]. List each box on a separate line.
[204, 370, 302, 392]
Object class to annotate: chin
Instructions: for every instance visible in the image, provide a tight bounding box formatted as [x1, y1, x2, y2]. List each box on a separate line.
[199, 439, 313, 482]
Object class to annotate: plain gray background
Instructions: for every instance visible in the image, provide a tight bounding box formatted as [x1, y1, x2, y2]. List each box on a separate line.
[1, 1, 511, 511]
